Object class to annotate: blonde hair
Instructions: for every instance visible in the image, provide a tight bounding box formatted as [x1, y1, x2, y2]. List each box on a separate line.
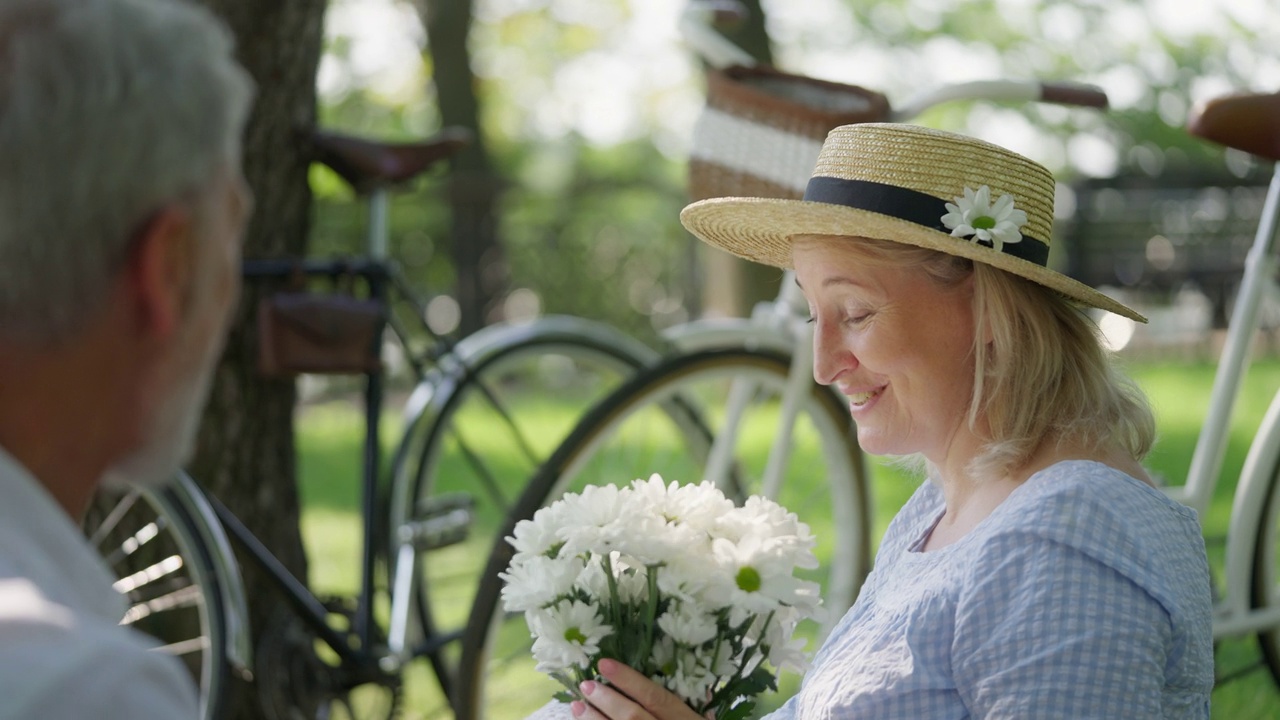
[805, 235, 1155, 480]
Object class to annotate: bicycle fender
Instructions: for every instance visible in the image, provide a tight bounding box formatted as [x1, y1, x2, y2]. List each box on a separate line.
[662, 317, 801, 356]
[158, 472, 253, 674]
[1225, 388, 1280, 616]
[450, 315, 660, 370]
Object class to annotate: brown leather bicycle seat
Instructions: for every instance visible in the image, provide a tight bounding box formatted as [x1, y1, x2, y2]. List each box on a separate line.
[311, 127, 473, 193]
[1188, 91, 1280, 161]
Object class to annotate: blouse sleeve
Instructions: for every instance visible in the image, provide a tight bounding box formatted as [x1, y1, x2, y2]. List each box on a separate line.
[950, 529, 1174, 719]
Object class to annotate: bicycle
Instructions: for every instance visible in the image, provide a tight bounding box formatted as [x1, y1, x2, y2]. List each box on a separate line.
[1168, 92, 1280, 676]
[83, 127, 666, 719]
[452, 4, 1126, 718]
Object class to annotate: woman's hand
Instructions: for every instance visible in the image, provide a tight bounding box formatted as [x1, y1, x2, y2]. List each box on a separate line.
[571, 659, 707, 720]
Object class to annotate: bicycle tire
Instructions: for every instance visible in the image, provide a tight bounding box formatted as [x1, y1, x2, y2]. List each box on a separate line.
[455, 347, 872, 720]
[84, 483, 231, 720]
[385, 321, 654, 711]
[1251, 445, 1280, 687]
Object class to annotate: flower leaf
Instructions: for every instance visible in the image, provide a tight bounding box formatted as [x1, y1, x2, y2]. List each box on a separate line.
[718, 699, 757, 720]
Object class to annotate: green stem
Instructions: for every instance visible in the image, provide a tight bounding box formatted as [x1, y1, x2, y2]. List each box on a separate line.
[639, 565, 661, 666]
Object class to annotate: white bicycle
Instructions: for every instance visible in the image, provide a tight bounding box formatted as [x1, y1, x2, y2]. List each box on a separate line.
[1166, 92, 1280, 682]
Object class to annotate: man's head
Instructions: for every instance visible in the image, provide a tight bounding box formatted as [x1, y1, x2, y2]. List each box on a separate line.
[0, 0, 255, 489]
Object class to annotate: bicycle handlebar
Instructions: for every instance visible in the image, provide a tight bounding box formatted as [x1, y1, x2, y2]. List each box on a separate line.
[889, 80, 1108, 121]
[678, 1, 754, 70]
[680, 0, 1109, 121]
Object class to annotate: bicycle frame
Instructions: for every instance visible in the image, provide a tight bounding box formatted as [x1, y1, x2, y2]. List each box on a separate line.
[1159, 161, 1280, 638]
[662, 271, 825, 498]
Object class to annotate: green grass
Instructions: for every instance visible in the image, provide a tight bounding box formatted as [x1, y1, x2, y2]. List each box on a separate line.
[295, 358, 1280, 719]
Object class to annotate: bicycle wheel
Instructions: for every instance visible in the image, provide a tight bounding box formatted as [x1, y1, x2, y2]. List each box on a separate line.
[83, 482, 231, 720]
[456, 347, 872, 720]
[386, 319, 654, 711]
[1251, 441, 1280, 687]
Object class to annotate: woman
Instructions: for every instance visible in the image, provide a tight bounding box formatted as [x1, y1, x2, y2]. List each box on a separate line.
[570, 123, 1214, 718]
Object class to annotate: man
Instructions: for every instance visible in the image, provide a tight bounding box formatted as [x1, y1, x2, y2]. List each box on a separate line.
[0, 0, 254, 716]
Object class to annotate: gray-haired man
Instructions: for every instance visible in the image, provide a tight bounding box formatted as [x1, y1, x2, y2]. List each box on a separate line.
[0, 0, 254, 715]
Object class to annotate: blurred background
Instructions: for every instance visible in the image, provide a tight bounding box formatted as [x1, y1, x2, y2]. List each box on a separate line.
[196, 1, 1280, 716]
[311, 0, 1279, 357]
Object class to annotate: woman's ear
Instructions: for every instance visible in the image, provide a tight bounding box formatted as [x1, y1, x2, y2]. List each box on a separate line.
[124, 205, 196, 342]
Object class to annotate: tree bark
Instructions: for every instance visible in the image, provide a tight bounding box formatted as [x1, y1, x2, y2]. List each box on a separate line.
[419, 0, 508, 334]
[191, 1, 326, 718]
[697, 0, 781, 317]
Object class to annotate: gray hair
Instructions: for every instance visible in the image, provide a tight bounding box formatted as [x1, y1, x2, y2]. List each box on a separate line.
[0, 0, 254, 344]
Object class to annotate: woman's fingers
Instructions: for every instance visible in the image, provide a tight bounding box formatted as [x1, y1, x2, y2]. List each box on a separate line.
[594, 660, 705, 720]
[573, 679, 651, 720]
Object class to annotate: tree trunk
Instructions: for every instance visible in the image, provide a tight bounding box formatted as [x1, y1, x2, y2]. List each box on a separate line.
[697, 0, 782, 318]
[191, 1, 326, 718]
[419, 0, 508, 334]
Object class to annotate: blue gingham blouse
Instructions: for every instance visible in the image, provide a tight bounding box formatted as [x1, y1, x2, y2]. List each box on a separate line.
[770, 460, 1214, 719]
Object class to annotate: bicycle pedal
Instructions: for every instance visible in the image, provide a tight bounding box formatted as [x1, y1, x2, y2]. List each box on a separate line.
[398, 493, 474, 551]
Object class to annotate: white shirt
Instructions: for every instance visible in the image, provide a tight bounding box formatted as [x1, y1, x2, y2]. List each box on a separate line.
[0, 446, 198, 719]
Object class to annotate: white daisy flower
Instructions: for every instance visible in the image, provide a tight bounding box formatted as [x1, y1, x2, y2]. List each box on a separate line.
[717, 495, 818, 569]
[708, 534, 822, 622]
[663, 647, 717, 705]
[529, 599, 613, 673]
[557, 483, 632, 557]
[608, 510, 686, 567]
[506, 499, 573, 561]
[498, 553, 584, 613]
[751, 608, 812, 673]
[631, 475, 736, 536]
[501, 478, 823, 718]
[650, 634, 678, 675]
[654, 548, 717, 606]
[940, 185, 1028, 253]
[657, 602, 718, 647]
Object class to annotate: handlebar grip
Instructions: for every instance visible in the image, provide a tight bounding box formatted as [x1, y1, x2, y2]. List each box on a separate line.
[1039, 82, 1109, 109]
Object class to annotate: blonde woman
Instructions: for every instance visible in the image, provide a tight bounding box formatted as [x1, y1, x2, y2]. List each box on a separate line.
[572, 124, 1213, 719]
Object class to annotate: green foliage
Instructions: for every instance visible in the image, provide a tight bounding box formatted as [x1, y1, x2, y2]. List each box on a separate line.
[498, 136, 692, 343]
[814, 0, 1271, 179]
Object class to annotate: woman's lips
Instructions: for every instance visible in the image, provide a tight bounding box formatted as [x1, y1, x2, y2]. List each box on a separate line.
[849, 390, 877, 407]
[840, 385, 884, 409]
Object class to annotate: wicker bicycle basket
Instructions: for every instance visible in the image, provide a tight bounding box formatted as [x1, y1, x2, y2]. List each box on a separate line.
[688, 65, 890, 201]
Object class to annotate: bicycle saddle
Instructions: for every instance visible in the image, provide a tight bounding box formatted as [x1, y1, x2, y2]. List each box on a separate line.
[1188, 91, 1280, 162]
[311, 127, 473, 194]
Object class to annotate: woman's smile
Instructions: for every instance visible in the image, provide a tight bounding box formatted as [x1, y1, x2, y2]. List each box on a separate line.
[794, 235, 978, 467]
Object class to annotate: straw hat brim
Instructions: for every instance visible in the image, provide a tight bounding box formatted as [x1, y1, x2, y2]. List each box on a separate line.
[681, 196, 1147, 323]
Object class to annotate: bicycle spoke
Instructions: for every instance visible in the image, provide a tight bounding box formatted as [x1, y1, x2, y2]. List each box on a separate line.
[87, 488, 143, 548]
[121, 582, 204, 624]
[83, 483, 229, 720]
[102, 515, 170, 567]
[113, 554, 185, 595]
[155, 637, 211, 658]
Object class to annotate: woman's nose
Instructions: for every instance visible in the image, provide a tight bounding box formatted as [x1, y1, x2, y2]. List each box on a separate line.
[812, 319, 856, 385]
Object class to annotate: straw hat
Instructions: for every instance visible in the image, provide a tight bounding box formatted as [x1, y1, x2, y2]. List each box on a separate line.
[680, 122, 1145, 322]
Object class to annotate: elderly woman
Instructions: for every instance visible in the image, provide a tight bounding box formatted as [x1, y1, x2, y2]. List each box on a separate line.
[570, 123, 1214, 718]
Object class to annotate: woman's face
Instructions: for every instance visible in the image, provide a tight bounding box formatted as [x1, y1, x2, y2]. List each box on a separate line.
[793, 236, 980, 468]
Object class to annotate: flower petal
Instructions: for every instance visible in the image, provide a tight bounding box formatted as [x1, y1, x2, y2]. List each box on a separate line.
[990, 193, 1014, 217]
[973, 185, 991, 210]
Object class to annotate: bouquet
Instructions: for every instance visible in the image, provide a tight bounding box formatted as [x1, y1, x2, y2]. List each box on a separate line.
[500, 474, 823, 720]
